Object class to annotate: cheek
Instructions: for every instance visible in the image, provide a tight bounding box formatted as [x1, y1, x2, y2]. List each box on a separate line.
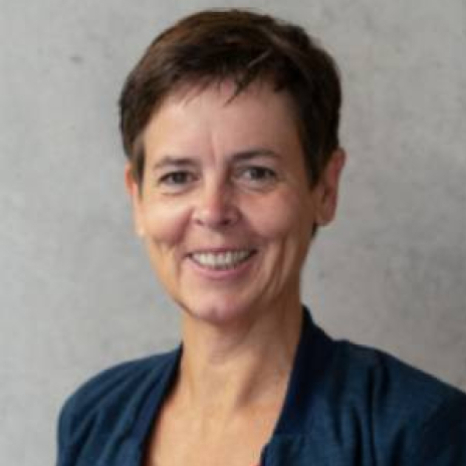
[248, 196, 313, 292]
[141, 201, 192, 247]
[251, 209, 294, 239]
[248, 193, 313, 242]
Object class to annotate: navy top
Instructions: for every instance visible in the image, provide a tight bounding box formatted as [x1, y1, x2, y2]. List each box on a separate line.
[57, 308, 466, 465]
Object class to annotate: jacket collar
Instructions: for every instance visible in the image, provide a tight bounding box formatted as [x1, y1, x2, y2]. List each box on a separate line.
[272, 306, 333, 436]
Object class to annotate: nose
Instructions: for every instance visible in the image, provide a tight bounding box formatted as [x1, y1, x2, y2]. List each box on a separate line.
[193, 181, 240, 229]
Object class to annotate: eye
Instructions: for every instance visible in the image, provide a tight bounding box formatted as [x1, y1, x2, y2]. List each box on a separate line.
[241, 166, 277, 181]
[157, 170, 198, 193]
[159, 171, 193, 185]
[235, 166, 278, 190]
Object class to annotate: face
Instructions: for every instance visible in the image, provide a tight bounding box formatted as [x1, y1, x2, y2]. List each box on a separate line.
[126, 81, 344, 327]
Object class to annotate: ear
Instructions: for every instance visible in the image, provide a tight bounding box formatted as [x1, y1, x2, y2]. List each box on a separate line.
[124, 163, 146, 237]
[315, 148, 346, 226]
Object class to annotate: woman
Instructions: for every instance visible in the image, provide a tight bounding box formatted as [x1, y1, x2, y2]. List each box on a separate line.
[57, 9, 466, 466]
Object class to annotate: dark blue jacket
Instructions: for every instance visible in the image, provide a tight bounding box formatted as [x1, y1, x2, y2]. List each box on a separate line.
[57, 309, 466, 465]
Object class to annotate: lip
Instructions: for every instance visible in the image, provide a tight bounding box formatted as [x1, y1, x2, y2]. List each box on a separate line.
[185, 248, 257, 280]
[187, 247, 256, 254]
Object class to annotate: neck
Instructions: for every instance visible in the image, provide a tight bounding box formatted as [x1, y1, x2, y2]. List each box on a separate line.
[175, 298, 303, 420]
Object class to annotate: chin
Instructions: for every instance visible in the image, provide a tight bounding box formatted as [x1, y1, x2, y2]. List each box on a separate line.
[178, 296, 256, 328]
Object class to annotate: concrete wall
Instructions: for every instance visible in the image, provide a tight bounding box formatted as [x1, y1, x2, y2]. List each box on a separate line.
[1, 0, 464, 464]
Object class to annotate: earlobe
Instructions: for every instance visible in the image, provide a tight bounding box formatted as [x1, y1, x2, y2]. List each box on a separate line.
[315, 148, 346, 226]
[124, 164, 146, 237]
[124, 164, 137, 197]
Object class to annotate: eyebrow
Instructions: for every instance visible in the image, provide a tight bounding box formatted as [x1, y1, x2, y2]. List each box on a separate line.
[151, 156, 196, 171]
[151, 149, 279, 171]
[231, 149, 279, 163]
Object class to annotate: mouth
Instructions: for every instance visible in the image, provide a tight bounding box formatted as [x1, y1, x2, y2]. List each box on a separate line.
[188, 249, 257, 271]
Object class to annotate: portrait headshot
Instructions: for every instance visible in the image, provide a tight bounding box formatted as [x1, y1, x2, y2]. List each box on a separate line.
[0, 2, 465, 466]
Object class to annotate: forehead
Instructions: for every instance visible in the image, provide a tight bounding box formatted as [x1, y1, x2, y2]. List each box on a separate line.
[142, 80, 303, 159]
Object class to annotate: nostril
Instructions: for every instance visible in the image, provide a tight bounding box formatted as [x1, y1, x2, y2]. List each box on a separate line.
[192, 183, 240, 228]
[193, 202, 240, 228]
[193, 208, 239, 228]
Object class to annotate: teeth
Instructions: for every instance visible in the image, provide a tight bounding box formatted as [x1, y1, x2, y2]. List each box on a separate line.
[191, 250, 253, 270]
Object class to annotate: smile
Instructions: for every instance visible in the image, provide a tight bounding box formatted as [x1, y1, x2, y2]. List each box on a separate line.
[189, 250, 256, 270]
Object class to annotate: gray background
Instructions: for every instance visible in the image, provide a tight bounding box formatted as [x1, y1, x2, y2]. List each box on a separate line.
[1, 0, 465, 464]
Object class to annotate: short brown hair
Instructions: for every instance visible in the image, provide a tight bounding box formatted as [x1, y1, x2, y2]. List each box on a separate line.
[119, 9, 342, 187]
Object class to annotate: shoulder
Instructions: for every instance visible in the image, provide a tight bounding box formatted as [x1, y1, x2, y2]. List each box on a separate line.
[57, 349, 179, 462]
[60, 350, 177, 421]
[330, 337, 466, 411]
[282, 320, 466, 465]
[323, 334, 466, 463]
